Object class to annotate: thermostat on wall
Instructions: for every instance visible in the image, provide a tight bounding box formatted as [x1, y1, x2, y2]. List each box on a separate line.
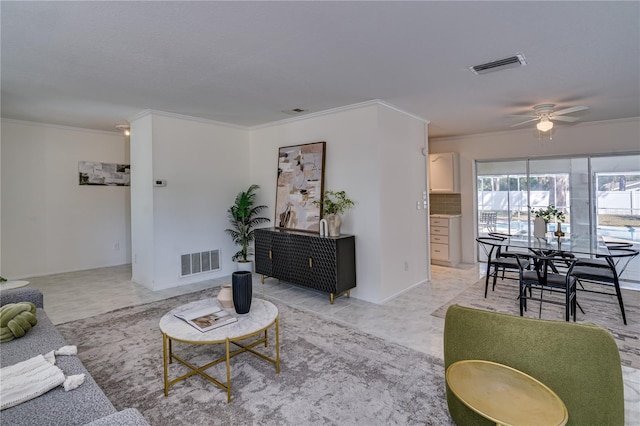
[154, 179, 167, 187]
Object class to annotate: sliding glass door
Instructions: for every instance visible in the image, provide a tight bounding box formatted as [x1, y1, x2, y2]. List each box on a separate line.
[476, 161, 527, 236]
[528, 157, 589, 236]
[591, 155, 640, 244]
[476, 154, 639, 281]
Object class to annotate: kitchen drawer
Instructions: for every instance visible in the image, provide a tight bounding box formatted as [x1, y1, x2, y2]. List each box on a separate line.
[430, 217, 449, 227]
[430, 234, 448, 244]
[431, 243, 449, 261]
[430, 215, 460, 267]
[431, 225, 449, 236]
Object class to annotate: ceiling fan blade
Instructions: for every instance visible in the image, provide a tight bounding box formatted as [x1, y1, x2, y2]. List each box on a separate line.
[510, 118, 539, 127]
[552, 115, 580, 123]
[554, 105, 588, 116]
[508, 114, 539, 118]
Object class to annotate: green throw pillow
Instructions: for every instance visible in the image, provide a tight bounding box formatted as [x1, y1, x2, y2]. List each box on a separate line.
[0, 302, 38, 343]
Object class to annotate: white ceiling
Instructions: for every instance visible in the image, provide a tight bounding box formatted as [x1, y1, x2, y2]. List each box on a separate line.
[2, 1, 639, 139]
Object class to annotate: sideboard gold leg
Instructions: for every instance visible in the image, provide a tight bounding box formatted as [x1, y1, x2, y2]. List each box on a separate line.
[347, 290, 351, 298]
[261, 275, 265, 284]
[330, 293, 335, 304]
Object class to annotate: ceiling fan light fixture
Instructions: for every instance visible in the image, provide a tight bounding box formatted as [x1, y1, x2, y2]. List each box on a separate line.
[536, 117, 553, 132]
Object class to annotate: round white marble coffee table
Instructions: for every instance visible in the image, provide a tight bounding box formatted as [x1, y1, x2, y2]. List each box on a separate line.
[159, 298, 280, 402]
[0, 280, 30, 291]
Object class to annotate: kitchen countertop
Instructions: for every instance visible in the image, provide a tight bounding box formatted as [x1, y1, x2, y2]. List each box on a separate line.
[430, 214, 462, 218]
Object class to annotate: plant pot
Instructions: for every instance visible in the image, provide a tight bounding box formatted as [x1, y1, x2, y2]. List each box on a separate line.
[232, 271, 252, 314]
[326, 213, 342, 237]
[236, 260, 253, 272]
[216, 285, 234, 309]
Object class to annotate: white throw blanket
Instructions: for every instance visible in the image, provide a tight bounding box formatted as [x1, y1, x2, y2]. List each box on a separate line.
[0, 345, 85, 410]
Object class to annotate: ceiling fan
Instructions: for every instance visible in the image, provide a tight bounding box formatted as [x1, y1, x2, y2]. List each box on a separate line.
[510, 104, 589, 132]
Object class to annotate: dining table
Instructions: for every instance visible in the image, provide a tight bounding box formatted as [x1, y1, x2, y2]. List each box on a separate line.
[496, 233, 612, 258]
[492, 233, 638, 325]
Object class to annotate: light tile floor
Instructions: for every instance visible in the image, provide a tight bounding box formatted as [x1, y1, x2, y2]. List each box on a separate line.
[24, 263, 639, 425]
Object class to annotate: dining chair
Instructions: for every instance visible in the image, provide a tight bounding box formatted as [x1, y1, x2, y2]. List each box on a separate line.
[517, 252, 578, 322]
[571, 247, 639, 325]
[489, 232, 532, 259]
[479, 211, 497, 233]
[476, 236, 528, 298]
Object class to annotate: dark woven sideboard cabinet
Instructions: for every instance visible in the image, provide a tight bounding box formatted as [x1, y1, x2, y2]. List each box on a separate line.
[255, 228, 356, 304]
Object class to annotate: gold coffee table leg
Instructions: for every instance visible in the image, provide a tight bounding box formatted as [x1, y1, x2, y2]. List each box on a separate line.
[162, 333, 169, 396]
[275, 317, 281, 374]
[225, 338, 231, 403]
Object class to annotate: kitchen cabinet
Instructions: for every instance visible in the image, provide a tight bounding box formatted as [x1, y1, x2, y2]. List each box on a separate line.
[429, 152, 460, 193]
[430, 215, 461, 267]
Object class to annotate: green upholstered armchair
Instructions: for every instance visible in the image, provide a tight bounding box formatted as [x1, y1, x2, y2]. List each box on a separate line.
[444, 304, 624, 426]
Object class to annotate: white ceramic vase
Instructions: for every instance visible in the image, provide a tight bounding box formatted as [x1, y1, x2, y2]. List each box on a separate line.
[533, 217, 547, 239]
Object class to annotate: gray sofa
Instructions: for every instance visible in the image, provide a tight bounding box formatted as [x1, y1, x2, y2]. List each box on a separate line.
[0, 287, 149, 425]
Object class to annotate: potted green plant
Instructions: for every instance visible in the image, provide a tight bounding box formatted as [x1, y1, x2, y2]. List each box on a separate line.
[314, 190, 355, 236]
[225, 184, 271, 271]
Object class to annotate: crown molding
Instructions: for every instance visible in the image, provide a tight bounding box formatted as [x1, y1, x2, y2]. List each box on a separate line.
[128, 109, 249, 130]
[431, 116, 640, 142]
[0, 118, 121, 136]
[375, 100, 430, 125]
[251, 99, 428, 130]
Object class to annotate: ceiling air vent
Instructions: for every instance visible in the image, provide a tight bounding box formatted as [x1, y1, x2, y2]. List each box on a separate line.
[469, 54, 527, 75]
[282, 108, 307, 115]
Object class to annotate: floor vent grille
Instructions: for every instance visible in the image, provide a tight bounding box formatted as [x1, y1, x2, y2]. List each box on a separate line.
[181, 250, 220, 277]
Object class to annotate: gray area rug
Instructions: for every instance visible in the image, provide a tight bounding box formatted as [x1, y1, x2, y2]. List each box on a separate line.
[57, 290, 454, 426]
[432, 276, 640, 369]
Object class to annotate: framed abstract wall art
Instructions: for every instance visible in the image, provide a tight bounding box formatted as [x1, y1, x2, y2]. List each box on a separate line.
[79, 161, 130, 186]
[275, 141, 325, 232]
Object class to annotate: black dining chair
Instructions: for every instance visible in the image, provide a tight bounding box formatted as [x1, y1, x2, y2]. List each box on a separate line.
[476, 236, 528, 298]
[517, 252, 578, 322]
[571, 247, 639, 325]
[489, 232, 532, 266]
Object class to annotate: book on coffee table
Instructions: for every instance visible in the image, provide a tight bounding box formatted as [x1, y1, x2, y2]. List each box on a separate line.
[174, 305, 237, 332]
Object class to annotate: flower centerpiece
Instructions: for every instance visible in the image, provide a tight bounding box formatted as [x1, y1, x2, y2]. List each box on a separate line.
[531, 205, 566, 223]
[531, 205, 566, 238]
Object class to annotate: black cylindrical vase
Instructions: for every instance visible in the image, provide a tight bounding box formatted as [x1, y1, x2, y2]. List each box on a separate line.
[232, 271, 252, 314]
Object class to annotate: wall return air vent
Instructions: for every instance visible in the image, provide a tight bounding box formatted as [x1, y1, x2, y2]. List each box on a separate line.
[181, 249, 220, 277]
[469, 54, 527, 75]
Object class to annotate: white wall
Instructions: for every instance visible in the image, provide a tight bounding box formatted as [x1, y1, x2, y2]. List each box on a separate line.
[130, 112, 250, 290]
[250, 102, 427, 303]
[377, 106, 429, 301]
[1, 103, 428, 303]
[1, 119, 130, 278]
[429, 117, 640, 263]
